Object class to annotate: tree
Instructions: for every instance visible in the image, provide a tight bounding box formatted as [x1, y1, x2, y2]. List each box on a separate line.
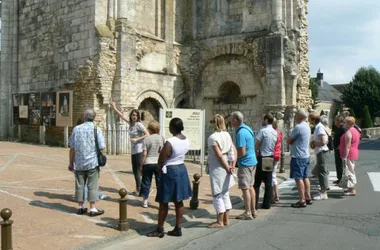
[341, 66, 380, 119]
[362, 106, 374, 128]
[309, 77, 319, 109]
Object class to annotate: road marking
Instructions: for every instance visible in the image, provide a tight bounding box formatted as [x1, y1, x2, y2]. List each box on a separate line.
[0, 154, 18, 174]
[8, 175, 73, 184]
[141, 213, 154, 224]
[368, 172, 380, 192]
[0, 185, 73, 192]
[73, 235, 106, 239]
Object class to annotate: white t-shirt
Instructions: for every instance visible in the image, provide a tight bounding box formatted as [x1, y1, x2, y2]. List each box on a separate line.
[256, 125, 278, 157]
[313, 122, 329, 154]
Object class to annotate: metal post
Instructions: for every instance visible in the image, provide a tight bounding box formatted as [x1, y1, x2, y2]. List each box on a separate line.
[280, 151, 285, 173]
[118, 188, 129, 231]
[1, 208, 13, 250]
[190, 173, 201, 209]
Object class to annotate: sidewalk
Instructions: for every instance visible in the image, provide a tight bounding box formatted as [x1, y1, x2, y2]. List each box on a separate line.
[0, 142, 291, 250]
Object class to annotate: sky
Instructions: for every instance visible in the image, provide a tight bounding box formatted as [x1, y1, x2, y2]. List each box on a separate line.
[308, 0, 380, 84]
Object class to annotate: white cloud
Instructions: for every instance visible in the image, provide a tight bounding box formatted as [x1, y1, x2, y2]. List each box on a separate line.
[308, 0, 380, 84]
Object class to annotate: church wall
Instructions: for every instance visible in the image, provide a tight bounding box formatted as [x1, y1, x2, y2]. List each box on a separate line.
[17, 0, 97, 92]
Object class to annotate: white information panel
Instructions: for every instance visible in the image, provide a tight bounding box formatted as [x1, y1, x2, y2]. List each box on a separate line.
[159, 108, 206, 174]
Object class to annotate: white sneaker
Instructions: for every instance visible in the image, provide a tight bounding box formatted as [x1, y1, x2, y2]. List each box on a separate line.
[313, 192, 328, 200]
[99, 194, 109, 200]
[142, 199, 148, 208]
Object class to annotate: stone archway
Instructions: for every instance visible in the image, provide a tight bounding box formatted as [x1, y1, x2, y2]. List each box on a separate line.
[138, 97, 162, 127]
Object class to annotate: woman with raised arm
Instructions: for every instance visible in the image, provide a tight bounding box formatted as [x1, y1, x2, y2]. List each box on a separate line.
[147, 118, 192, 238]
[111, 102, 149, 195]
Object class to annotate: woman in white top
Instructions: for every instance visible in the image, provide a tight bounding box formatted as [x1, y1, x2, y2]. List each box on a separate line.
[147, 118, 192, 238]
[207, 114, 237, 229]
[111, 102, 149, 194]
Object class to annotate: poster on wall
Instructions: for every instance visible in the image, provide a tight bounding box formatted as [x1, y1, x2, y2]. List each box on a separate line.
[12, 93, 39, 125]
[28, 93, 41, 125]
[56, 91, 73, 127]
[41, 92, 56, 126]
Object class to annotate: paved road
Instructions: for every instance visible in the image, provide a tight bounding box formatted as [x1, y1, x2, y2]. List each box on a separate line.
[91, 139, 380, 250]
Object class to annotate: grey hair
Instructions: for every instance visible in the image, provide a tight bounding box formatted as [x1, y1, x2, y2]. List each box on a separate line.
[231, 111, 244, 124]
[83, 108, 96, 122]
[320, 115, 329, 125]
[296, 108, 308, 119]
[335, 114, 344, 123]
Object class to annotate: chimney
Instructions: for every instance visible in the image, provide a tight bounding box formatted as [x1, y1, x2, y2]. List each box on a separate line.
[316, 68, 323, 87]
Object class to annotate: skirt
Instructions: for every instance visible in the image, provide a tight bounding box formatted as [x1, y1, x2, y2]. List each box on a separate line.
[156, 164, 193, 203]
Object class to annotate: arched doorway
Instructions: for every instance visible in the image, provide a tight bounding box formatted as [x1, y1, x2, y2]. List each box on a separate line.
[138, 98, 162, 126]
[218, 81, 242, 104]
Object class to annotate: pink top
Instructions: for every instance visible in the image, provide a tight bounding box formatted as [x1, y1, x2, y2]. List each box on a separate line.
[339, 127, 360, 160]
[274, 129, 283, 161]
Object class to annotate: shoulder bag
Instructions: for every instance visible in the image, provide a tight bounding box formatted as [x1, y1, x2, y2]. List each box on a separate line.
[94, 127, 107, 167]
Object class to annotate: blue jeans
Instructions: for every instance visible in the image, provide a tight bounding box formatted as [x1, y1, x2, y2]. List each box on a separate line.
[139, 164, 160, 199]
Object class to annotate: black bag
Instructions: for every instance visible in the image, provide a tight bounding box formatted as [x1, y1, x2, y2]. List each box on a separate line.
[94, 127, 107, 167]
[324, 129, 334, 151]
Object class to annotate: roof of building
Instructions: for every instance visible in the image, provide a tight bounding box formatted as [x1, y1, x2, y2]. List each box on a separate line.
[318, 81, 343, 103]
[331, 83, 349, 93]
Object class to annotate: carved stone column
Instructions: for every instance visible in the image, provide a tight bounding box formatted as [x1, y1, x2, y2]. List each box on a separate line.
[271, 0, 284, 33]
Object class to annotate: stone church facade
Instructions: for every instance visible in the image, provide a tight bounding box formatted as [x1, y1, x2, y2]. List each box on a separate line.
[0, 0, 311, 143]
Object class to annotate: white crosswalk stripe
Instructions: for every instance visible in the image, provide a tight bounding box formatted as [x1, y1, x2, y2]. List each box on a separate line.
[368, 172, 380, 192]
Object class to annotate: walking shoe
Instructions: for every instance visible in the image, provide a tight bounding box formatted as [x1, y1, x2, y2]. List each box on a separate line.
[89, 209, 105, 217]
[235, 213, 253, 220]
[76, 208, 88, 215]
[99, 194, 109, 200]
[313, 192, 328, 200]
[251, 210, 258, 218]
[142, 199, 148, 208]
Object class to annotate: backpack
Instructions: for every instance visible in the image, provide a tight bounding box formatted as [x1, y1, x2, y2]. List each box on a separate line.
[324, 129, 333, 151]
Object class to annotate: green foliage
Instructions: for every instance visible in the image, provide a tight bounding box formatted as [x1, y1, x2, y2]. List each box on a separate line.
[349, 108, 356, 118]
[362, 106, 374, 128]
[341, 66, 380, 119]
[309, 77, 319, 108]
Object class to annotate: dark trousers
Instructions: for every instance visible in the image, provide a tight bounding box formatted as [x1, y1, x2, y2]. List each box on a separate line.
[334, 148, 343, 181]
[254, 155, 273, 209]
[131, 153, 142, 191]
[139, 164, 160, 199]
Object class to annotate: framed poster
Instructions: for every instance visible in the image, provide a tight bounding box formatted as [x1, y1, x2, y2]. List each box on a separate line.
[56, 91, 73, 127]
[28, 93, 41, 125]
[41, 92, 56, 126]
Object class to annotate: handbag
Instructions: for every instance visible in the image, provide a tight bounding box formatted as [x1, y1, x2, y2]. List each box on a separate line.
[262, 157, 274, 172]
[94, 126, 107, 167]
[338, 167, 355, 189]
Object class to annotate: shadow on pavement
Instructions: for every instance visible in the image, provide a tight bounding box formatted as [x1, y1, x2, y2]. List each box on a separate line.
[99, 186, 120, 193]
[34, 191, 75, 202]
[29, 200, 77, 214]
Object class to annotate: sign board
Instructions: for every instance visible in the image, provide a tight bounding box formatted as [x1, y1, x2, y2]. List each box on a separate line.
[160, 108, 205, 150]
[159, 108, 206, 175]
[56, 91, 73, 127]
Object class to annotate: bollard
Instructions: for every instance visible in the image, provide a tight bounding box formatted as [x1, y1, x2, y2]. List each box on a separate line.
[190, 173, 201, 209]
[279, 151, 285, 173]
[0, 208, 13, 250]
[118, 188, 129, 231]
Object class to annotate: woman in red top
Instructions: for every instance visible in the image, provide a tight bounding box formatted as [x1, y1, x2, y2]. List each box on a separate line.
[272, 119, 283, 202]
[339, 116, 360, 196]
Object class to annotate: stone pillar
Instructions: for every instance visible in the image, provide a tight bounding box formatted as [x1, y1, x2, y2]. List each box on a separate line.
[271, 0, 283, 33]
[108, 0, 115, 19]
[265, 35, 285, 107]
[117, 0, 129, 19]
[0, 0, 18, 139]
[165, 0, 175, 73]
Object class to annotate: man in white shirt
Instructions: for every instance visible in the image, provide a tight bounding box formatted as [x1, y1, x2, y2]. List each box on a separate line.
[254, 114, 278, 209]
[309, 113, 329, 200]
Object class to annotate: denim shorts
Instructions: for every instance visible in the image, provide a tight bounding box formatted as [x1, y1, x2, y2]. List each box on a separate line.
[290, 157, 310, 179]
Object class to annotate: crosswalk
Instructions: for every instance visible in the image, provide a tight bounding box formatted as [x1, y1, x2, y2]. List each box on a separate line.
[279, 171, 380, 194]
